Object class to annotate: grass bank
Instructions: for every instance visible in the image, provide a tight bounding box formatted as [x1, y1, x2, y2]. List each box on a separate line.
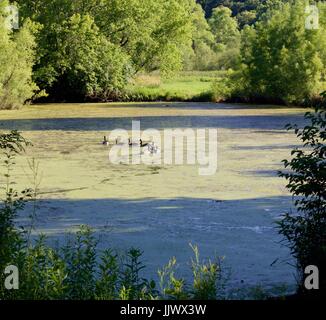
[123, 71, 226, 102]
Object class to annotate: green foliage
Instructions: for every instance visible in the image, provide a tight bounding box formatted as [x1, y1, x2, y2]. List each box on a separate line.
[184, 3, 244, 71]
[158, 245, 226, 300]
[278, 92, 326, 295]
[158, 256, 190, 300]
[0, 130, 31, 153]
[211, 69, 241, 101]
[190, 244, 224, 300]
[18, 236, 67, 300]
[125, 71, 217, 102]
[95, 249, 119, 299]
[209, 6, 240, 46]
[207, 6, 241, 70]
[3, 0, 323, 104]
[198, 0, 274, 27]
[62, 226, 98, 299]
[0, 1, 38, 109]
[0, 131, 32, 298]
[183, 3, 218, 71]
[228, 0, 326, 104]
[17, 0, 196, 101]
[54, 14, 130, 101]
[119, 248, 157, 300]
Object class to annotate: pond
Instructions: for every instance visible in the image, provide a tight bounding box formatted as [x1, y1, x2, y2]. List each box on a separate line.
[0, 102, 308, 293]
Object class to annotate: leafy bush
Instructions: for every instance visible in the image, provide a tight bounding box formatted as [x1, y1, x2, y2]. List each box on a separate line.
[0, 131, 32, 298]
[278, 92, 326, 295]
[214, 0, 326, 105]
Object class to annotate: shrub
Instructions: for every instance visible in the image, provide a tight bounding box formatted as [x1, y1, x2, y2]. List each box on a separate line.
[278, 92, 326, 296]
[0, 130, 32, 298]
[190, 244, 225, 300]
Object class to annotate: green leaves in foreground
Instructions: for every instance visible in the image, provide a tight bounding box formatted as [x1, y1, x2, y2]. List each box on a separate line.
[278, 98, 326, 294]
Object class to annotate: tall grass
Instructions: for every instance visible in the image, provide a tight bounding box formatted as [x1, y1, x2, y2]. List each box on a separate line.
[124, 71, 224, 102]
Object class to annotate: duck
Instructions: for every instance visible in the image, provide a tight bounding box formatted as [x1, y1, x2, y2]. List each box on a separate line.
[139, 139, 150, 147]
[102, 136, 109, 146]
[128, 138, 139, 147]
[115, 137, 125, 145]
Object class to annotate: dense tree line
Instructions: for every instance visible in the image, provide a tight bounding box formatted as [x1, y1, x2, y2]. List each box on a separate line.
[0, 0, 325, 107]
[198, 0, 280, 27]
[15, 0, 198, 102]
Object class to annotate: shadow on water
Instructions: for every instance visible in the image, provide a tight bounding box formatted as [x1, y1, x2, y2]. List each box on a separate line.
[30, 101, 305, 110]
[231, 145, 301, 151]
[242, 170, 281, 177]
[17, 196, 293, 234]
[15, 196, 296, 287]
[85, 102, 304, 110]
[0, 114, 307, 131]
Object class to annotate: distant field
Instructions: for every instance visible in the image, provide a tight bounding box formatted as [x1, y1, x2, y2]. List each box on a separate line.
[125, 71, 226, 102]
[125, 72, 326, 105]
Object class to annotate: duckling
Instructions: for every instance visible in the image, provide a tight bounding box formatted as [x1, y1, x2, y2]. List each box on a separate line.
[113, 137, 126, 146]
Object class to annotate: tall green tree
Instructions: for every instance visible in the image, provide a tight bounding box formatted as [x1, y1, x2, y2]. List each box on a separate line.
[198, 0, 271, 26]
[17, 0, 196, 100]
[183, 3, 217, 70]
[42, 14, 130, 101]
[239, 0, 326, 104]
[209, 6, 240, 46]
[208, 6, 240, 70]
[0, 0, 38, 109]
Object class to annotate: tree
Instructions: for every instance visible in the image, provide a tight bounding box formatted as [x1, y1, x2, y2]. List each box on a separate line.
[278, 92, 326, 295]
[209, 6, 240, 46]
[0, 0, 38, 109]
[17, 0, 196, 100]
[183, 3, 217, 70]
[198, 0, 272, 27]
[208, 6, 240, 70]
[43, 14, 131, 101]
[239, 0, 326, 104]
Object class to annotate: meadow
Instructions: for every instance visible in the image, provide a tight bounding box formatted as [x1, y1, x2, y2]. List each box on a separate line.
[124, 71, 226, 102]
